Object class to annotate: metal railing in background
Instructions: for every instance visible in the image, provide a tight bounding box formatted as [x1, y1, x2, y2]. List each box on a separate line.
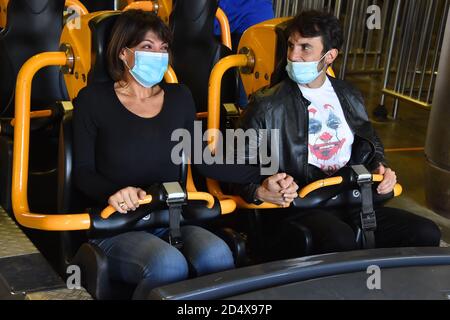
[378, 0, 449, 119]
[338, 0, 392, 79]
[274, 0, 338, 17]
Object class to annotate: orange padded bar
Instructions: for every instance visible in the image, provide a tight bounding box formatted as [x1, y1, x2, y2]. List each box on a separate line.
[299, 177, 344, 199]
[216, 8, 232, 50]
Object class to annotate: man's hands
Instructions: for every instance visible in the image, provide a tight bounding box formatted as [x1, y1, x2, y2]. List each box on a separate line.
[374, 164, 397, 194]
[255, 173, 299, 207]
[108, 186, 147, 214]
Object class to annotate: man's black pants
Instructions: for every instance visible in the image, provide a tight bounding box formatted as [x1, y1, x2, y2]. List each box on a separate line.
[265, 206, 441, 259]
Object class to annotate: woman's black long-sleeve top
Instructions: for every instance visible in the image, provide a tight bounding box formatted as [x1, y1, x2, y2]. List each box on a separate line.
[73, 81, 261, 205]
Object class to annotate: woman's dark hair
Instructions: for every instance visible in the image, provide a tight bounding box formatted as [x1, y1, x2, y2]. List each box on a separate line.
[107, 9, 172, 81]
[286, 10, 343, 53]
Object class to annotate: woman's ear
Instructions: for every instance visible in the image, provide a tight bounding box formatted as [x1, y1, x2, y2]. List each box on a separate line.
[119, 47, 128, 62]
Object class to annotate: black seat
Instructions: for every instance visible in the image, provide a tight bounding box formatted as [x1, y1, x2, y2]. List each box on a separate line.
[270, 20, 290, 88]
[169, 0, 237, 113]
[0, 0, 68, 117]
[0, 0, 68, 213]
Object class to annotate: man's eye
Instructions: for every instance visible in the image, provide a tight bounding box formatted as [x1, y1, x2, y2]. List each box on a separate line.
[327, 113, 341, 130]
[309, 119, 322, 134]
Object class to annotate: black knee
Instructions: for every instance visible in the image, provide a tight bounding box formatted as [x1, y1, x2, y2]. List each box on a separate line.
[410, 219, 441, 247]
[317, 227, 358, 254]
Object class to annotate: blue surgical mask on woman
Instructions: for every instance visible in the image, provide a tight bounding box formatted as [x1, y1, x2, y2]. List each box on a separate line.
[286, 51, 330, 85]
[124, 47, 169, 88]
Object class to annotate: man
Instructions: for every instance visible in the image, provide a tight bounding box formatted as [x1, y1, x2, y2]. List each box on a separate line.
[233, 11, 441, 257]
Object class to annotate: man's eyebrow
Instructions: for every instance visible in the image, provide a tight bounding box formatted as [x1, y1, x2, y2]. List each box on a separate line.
[288, 40, 312, 47]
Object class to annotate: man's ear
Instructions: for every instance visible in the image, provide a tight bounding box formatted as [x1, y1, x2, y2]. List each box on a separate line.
[325, 48, 339, 65]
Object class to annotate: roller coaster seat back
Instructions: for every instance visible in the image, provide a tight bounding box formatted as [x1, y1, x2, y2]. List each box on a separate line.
[0, 0, 69, 213]
[60, 10, 119, 99]
[169, 0, 235, 113]
[0, 0, 68, 117]
[236, 17, 289, 97]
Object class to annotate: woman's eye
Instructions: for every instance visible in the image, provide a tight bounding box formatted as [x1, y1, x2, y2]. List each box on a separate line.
[309, 119, 322, 134]
[327, 112, 341, 130]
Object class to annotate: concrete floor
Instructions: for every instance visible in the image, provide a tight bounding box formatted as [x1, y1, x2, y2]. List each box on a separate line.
[347, 74, 450, 243]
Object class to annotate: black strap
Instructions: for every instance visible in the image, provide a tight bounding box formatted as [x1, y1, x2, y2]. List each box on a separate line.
[168, 203, 183, 249]
[359, 182, 376, 249]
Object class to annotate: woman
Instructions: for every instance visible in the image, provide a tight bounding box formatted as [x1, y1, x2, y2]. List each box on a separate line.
[73, 10, 297, 299]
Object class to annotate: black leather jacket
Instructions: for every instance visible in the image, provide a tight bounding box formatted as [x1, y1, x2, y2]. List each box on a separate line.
[232, 76, 386, 203]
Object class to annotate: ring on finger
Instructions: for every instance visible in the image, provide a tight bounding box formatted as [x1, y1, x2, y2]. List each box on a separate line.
[118, 201, 127, 209]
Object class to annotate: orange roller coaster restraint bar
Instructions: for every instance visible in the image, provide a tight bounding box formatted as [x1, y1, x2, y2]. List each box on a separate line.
[208, 54, 249, 153]
[12, 52, 91, 230]
[215, 8, 232, 50]
[10, 109, 53, 127]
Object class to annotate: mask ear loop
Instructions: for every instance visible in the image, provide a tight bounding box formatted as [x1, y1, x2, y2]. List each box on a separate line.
[318, 50, 331, 73]
[122, 47, 134, 70]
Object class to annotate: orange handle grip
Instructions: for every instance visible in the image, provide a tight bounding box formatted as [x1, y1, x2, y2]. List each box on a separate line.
[187, 192, 215, 209]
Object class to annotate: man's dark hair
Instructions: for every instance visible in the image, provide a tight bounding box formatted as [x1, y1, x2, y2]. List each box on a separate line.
[107, 9, 172, 82]
[286, 10, 344, 53]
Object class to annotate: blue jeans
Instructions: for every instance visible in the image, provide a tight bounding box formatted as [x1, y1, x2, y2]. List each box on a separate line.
[91, 226, 234, 298]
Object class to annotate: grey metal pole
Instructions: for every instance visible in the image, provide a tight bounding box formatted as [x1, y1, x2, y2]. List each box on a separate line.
[275, 0, 283, 17]
[425, 7, 450, 218]
[418, 0, 437, 101]
[409, 0, 433, 98]
[334, 0, 342, 18]
[375, 0, 390, 70]
[427, 0, 449, 103]
[374, 0, 402, 118]
[339, 0, 357, 79]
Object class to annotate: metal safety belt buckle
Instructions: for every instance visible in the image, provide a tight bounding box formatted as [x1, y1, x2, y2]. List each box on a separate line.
[352, 165, 372, 184]
[162, 182, 187, 206]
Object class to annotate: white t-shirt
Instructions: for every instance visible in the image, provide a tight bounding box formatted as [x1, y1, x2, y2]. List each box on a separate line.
[299, 77, 354, 175]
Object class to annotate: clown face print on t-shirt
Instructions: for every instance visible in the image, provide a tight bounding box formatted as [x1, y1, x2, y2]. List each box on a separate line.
[307, 103, 354, 175]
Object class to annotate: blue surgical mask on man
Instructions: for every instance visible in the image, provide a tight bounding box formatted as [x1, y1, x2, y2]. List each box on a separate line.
[286, 51, 330, 85]
[124, 47, 169, 88]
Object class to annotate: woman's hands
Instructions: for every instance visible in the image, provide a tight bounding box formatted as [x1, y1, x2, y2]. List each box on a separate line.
[108, 186, 147, 214]
[255, 173, 299, 207]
